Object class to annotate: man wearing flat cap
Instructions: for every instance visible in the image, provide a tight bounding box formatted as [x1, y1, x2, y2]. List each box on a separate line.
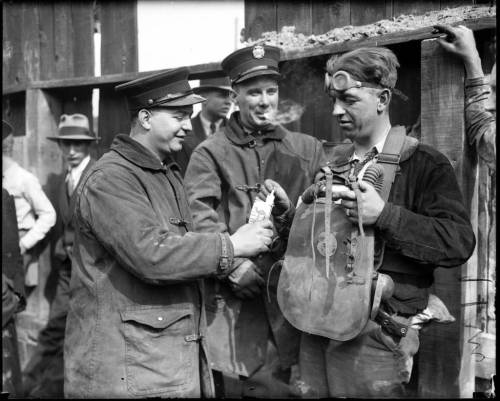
[174, 76, 234, 176]
[23, 113, 97, 398]
[63, 67, 274, 398]
[184, 45, 327, 397]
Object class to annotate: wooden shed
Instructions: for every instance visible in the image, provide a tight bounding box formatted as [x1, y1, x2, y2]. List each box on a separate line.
[2, 0, 496, 397]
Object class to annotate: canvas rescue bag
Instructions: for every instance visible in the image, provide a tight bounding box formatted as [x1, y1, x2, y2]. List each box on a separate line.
[277, 126, 408, 341]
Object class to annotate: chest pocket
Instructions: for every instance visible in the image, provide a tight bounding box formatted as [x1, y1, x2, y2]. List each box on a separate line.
[120, 305, 197, 396]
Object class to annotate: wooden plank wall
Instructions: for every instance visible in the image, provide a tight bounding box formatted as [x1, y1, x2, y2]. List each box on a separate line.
[2, 1, 95, 369]
[244, 0, 482, 143]
[419, 38, 476, 398]
[97, 1, 138, 158]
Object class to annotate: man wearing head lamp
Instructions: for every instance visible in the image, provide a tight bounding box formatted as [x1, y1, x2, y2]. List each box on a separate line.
[268, 46, 475, 398]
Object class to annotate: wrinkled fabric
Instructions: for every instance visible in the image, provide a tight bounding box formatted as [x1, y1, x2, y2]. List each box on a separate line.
[299, 316, 419, 398]
[327, 131, 475, 313]
[64, 134, 230, 398]
[465, 76, 496, 171]
[184, 111, 326, 380]
[297, 128, 474, 397]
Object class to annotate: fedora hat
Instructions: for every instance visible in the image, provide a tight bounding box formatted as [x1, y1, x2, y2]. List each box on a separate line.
[193, 76, 235, 95]
[47, 113, 99, 141]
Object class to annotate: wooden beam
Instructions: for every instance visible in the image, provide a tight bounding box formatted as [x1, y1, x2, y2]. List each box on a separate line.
[3, 16, 494, 95]
[419, 38, 477, 398]
[281, 16, 496, 61]
[2, 17, 496, 94]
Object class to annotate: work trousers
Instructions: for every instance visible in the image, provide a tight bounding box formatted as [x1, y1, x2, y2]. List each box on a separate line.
[298, 315, 419, 398]
[23, 260, 71, 398]
[213, 334, 300, 398]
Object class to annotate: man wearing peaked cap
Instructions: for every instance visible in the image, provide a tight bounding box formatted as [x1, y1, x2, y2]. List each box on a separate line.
[63, 67, 275, 398]
[174, 76, 235, 176]
[23, 113, 96, 398]
[184, 45, 327, 397]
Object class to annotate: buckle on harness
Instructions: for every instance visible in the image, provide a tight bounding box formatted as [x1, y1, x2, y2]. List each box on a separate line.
[184, 334, 204, 342]
[377, 153, 401, 165]
[169, 217, 189, 226]
[235, 184, 262, 192]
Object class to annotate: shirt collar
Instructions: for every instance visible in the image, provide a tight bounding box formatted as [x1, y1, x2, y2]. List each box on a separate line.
[199, 112, 223, 137]
[111, 134, 165, 171]
[351, 125, 391, 161]
[68, 155, 90, 177]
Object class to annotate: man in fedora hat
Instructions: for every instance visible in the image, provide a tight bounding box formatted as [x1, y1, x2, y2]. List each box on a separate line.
[63, 67, 274, 398]
[23, 113, 98, 398]
[174, 76, 234, 175]
[184, 45, 327, 397]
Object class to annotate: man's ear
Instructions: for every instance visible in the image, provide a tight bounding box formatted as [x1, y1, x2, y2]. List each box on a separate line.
[230, 85, 240, 105]
[137, 109, 152, 130]
[377, 89, 392, 113]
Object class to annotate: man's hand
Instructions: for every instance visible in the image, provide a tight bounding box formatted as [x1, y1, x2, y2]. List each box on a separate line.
[227, 260, 265, 299]
[338, 180, 385, 226]
[434, 24, 483, 78]
[230, 219, 274, 258]
[19, 243, 27, 255]
[257, 179, 291, 216]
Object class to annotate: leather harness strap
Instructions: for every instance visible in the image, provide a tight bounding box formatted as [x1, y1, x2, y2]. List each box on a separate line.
[324, 168, 333, 279]
[369, 126, 406, 321]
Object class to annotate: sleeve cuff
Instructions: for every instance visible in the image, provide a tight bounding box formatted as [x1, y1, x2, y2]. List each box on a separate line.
[216, 233, 234, 278]
[465, 76, 489, 88]
[375, 202, 401, 234]
[19, 234, 35, 251]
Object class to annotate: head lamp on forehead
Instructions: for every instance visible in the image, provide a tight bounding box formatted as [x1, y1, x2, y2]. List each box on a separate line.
[324, 70, 389, 93]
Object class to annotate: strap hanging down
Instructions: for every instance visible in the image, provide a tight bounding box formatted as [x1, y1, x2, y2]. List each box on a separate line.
[369, 126, 407, 321]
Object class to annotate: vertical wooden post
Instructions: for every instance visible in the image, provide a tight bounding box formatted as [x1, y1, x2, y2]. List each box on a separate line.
[97, 0, 137, 154]
[15, 88, 62, 369]
[419, 38, 477, 398]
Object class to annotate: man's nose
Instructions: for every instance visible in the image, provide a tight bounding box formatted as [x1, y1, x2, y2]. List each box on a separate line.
[182, 119, 192, 131]
[259, 93, 270, 106]
[332, 102, 344, 116]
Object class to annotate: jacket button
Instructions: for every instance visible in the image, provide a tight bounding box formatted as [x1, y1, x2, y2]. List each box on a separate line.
[157, 317, 164, 321]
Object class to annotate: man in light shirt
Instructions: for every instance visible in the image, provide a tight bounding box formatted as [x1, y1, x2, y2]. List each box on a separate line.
[2, 120, 56, 290]
[174, 76, 234, 176]
[23, 113, 98, 398]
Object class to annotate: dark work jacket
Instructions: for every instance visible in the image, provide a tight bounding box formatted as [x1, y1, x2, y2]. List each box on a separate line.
[64, 134, 232, 398]
[328, 128, 475, 313]
[2, 188, 25, 305]
[184, 112, 327, 377]
[53, 157, 95, 266]
[174, 113, 228, 177]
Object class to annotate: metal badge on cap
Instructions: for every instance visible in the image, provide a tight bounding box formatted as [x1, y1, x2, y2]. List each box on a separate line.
[252, 45, 265, 59]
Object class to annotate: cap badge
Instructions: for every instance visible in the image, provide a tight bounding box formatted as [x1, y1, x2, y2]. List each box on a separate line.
[252, 45, 265, 59]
